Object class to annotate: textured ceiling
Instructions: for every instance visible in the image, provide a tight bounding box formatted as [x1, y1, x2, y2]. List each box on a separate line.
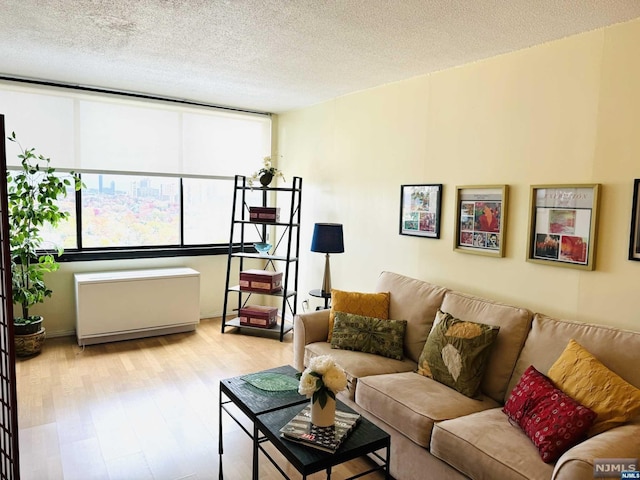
[1, 1, 639, 114]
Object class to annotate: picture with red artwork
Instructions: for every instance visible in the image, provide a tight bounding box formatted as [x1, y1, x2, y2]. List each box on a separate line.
[474, 202, 501, 233]
[549, 209, 576, 234]
[534, 234, 560, 260]
[559, 236, 587, 264]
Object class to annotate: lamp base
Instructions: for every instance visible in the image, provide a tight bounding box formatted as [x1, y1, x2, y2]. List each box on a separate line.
[321, 253, 332, 295]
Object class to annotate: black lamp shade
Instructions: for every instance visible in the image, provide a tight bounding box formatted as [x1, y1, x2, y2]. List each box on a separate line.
[311, 223, 344, 254]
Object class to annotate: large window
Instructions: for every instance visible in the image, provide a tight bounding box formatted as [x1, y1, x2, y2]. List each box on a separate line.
[82, 174, 181, 248]
[1, 80, 271, 260]
[22, 171, 264, 260]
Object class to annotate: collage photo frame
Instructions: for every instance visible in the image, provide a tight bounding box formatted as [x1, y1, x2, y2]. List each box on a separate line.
[454, 185, 508, 257]
[399, 184, 443, 239]
[527, 184, 600, 270]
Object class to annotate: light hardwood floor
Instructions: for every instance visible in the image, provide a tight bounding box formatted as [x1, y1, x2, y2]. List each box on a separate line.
[16, 317, 384, 480]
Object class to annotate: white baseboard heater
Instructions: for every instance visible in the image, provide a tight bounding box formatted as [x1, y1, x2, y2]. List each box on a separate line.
[74, 267, 200, 346]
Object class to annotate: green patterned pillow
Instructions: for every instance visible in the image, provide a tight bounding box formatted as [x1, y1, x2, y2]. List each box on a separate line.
[330, 312, 407, 360]
[417, 310, 500, 398]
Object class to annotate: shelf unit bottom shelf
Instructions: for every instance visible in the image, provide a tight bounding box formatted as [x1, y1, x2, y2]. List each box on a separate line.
[223, 318, 294, 337]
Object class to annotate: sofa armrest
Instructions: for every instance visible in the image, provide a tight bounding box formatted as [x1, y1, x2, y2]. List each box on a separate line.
[553, 420, 640, 480]
[293, 309, 330, 371]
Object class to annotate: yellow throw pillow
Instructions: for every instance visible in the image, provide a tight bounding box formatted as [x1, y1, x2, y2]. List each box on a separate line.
[547, 339, 640, 436]
[328, 289, 390, 341]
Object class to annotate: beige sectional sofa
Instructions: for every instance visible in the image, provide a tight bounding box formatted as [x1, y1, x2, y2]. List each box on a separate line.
[293, 271, 640, 480]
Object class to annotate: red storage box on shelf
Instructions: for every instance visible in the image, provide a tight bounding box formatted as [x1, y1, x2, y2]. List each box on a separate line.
[249, 206, 280, 223]
[238, 305, 278, 328]
[239, 269, 283, 293]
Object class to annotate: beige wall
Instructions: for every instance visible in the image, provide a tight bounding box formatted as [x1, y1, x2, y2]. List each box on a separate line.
[31, 18, 640, 337]
[276, 19, 640, 332]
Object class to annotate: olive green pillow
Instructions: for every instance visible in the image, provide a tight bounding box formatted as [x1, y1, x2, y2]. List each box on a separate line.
[417, 310, 500, 398]
[330, 312, 407, 360]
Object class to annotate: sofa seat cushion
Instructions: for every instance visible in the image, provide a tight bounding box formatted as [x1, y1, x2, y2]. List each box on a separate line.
[431, 408, 554, 480]
[304, 342, 415, 400]
[355, 371, 499, 448]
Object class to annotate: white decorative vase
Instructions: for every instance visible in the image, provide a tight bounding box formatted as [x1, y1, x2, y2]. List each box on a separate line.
[311, 395, 336, 427]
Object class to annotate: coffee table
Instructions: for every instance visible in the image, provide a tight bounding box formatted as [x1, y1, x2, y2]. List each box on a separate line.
[219, 365, 391, 480]
[256, 401, 391, 479]
[219, 365, 307, 479]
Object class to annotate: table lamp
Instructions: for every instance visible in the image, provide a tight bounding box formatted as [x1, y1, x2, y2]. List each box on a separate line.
[311, 223, 344, 295]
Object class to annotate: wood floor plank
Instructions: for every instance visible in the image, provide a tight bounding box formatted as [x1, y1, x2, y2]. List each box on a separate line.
[17, 318, 385, 479]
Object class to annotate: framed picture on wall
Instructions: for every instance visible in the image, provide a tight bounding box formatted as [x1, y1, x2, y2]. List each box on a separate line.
[629, 179, 640, 261]
[399, 184, 443, 238]
[527, 184, 600, 270]
[454, 185, 508, 257]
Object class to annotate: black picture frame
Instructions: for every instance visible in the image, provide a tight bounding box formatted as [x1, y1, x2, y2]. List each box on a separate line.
[629, 179, 640, 261]
[399, 184, 443, 239]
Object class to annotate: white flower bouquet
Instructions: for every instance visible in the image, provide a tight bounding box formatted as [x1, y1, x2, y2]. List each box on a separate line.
[298, 355, 348, 408]
[247, 156, 285, 187]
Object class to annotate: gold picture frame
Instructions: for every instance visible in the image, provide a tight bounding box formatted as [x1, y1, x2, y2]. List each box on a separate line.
[454, 185, 508, 257]
[527, 184, 601, 270]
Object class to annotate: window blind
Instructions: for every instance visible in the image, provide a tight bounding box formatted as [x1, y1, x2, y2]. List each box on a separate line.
[0, 81, 271, 175]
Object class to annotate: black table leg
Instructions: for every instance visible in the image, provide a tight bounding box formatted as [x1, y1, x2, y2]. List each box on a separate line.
[219, 384, 224, 479]
[385, 443, 391, 479]
[253, 422, 259, 480]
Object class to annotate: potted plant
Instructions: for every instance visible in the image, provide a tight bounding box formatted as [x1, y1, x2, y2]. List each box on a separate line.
[247, 156, 285, 187]
[7, 132, 82, 356]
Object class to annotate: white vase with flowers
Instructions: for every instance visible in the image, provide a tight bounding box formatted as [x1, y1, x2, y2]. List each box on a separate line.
[298, 355, 348, 427]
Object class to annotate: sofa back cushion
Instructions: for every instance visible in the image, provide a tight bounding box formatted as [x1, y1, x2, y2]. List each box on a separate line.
[506, 313, 640, 403]
[440, 291, 533, 403]
[375, 271, 448, 363]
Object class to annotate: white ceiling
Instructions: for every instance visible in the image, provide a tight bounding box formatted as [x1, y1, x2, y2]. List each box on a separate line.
[1, 1, 639, 114]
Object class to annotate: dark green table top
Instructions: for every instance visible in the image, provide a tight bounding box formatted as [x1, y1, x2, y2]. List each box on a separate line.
[255, 400, 390, 475]
[220, 365, 307, 418]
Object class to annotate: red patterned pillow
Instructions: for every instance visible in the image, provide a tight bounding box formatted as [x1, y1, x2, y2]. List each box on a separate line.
[503, 365, 597, 463]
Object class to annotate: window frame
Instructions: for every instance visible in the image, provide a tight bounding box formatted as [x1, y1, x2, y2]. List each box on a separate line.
[7, 167, 248, 262]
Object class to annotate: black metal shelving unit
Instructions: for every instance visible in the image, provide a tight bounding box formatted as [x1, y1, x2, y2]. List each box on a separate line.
[221, 175, 302, 341]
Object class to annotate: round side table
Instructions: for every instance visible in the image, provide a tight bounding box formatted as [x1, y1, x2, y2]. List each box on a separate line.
[309, 289, 331, 310]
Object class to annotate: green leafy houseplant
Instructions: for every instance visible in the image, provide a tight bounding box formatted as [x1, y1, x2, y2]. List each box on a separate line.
[7, 132, 82, 334]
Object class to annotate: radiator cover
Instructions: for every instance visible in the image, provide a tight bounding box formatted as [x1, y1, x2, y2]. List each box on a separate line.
[74, 267, 200, 346]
